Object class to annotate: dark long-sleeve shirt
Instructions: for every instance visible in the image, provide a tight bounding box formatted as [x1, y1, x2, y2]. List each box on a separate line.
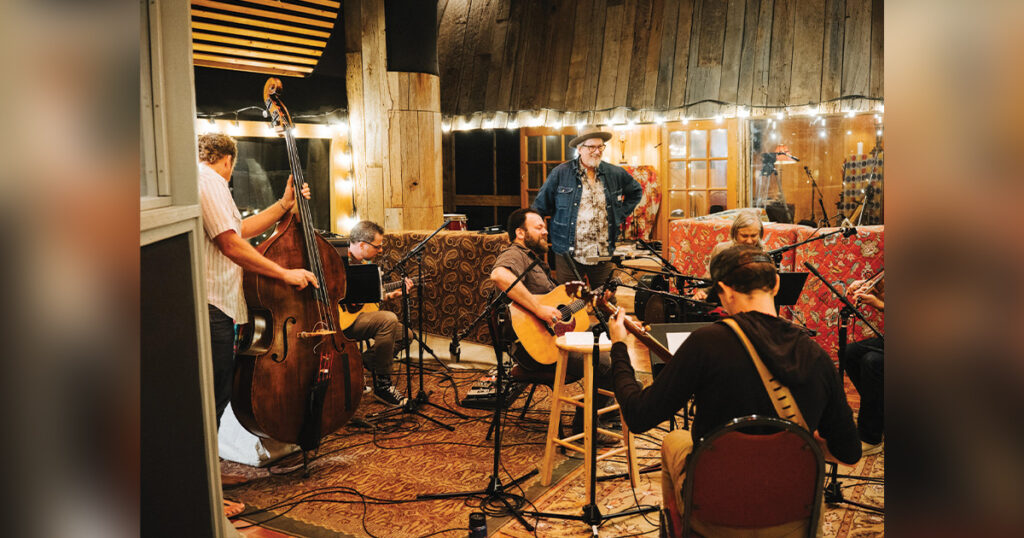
[611, 311, 861, 464]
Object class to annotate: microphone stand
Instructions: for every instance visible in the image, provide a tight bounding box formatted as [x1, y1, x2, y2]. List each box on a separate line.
[802, 261, 885, 513]
[418, 255, 545, 532]
[371, 219, 468, 428]
[803, 166, 831, 227]
[766, 226, 857, 266]
[520, 302, 658, 534]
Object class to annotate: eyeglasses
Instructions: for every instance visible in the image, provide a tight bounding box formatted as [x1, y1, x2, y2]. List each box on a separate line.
[364, 241, 384, 251]
[580, 144, 606, 152]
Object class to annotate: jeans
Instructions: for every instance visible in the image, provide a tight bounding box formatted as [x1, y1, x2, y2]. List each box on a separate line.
[846, 337, 884, 444]
[208, 305, 236, 428]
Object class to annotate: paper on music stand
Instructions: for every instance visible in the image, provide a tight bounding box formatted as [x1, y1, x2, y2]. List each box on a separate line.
[666, 332, 693, 354]
[564, 331, 611, 346]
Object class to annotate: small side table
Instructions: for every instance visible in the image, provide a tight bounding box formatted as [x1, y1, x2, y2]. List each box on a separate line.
[538, 336, 640, 504]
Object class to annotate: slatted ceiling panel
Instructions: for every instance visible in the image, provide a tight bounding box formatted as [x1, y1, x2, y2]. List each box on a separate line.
[191, 0, 339, 78]
[192, 32, 322, 56]
[192, 22, 327, 48]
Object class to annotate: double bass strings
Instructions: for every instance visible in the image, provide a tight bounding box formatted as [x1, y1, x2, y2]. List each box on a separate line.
[283, 130, 335, 333]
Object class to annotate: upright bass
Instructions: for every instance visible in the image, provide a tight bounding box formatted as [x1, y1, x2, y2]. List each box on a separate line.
[233, 78, 362, 452]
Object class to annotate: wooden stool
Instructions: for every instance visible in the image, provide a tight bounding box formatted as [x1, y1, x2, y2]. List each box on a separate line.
[539, 336, 640, 504]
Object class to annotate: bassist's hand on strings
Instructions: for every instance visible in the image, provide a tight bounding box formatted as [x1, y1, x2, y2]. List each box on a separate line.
[279, 175, 311, 212]
[282, 268, 318, 289]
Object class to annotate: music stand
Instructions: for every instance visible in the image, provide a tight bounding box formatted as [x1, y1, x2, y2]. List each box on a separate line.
[339, 263, 383, 304]
[774, 272, 809, 308]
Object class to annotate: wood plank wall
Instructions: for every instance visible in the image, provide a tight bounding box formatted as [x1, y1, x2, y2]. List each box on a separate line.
[438, 0, 882, 118]
[346, 0, 443, 231]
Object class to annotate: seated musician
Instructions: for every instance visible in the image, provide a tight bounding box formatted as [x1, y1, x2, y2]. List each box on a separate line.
[343, 220, 413, 407]
[490, 208, 616, 439]
[607, 244, 861, 536]
[845, 276, 884, 455]
[692, 210, 765, 301]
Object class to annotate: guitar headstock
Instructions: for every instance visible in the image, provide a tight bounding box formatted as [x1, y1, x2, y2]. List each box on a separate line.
[563, 281, 588, 299]
[263, 77, 293, 135]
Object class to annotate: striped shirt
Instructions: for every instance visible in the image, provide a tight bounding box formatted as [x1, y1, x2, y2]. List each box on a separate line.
[198, 162, 248, 323]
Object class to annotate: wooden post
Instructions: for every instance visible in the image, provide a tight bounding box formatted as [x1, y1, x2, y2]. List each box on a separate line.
[344, 0, 442, 232]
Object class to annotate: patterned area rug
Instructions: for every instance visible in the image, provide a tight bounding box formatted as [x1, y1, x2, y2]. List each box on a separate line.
[223, 366, 884, 537]
[223, 365, 587, 537]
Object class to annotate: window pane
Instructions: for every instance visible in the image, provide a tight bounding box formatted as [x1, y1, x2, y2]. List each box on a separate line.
[564, 135, 574, 160]
[668, 191, 686, 218]
[710, 128, 728, 158]
[669, 131, 687, 158]
[545, 135, 561, 161]
[690, 130, 707, 158]
[709, 190, 728, 212]
[689, 191, 707, 217]
[528, 163, 545, 189]
[528, 191, 538, 207]
[527, 136, 541, 161]
[710, 160, 727, 188]
[689, 161, 707, 188]
[669, 161, 686, 189]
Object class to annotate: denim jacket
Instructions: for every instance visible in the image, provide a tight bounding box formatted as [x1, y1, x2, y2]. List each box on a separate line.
[532, 158, 643, 256]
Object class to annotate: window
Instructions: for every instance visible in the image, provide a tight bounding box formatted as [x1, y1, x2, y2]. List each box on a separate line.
[521, 128, 577, 207]
[231, 137, 332, 245]
[451, 129, 521, 229]
[663, 120, 738, 221]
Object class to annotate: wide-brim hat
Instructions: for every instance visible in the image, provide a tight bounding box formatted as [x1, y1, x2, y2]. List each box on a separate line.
[568, 127, 613, 149]
[706, 244, 775, 302]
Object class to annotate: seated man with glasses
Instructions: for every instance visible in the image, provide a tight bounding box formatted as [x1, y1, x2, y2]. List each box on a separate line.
[532, 126, 642, 288]
[343, 220, 413, 406]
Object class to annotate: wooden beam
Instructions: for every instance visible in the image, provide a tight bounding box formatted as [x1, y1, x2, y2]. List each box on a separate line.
[192, 31, 322, 56]
[190, 9, 332, 38]
[192, 0, 335, 29]
[454, 195, 521, 207]
[192, 43, 320, 65]
[213, 0, 338, 19]
[192, 21, 327, 47]
[193, 57, 310, 77]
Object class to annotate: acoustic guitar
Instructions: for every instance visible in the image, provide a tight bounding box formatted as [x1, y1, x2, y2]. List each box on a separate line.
[508, 282, 590, 365]
[337, 276, 422, 330]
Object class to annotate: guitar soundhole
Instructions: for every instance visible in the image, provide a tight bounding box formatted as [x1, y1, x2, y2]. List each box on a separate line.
[551, 304, 577, 336]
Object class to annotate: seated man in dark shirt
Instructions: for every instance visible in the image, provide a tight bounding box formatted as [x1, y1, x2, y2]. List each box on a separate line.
[608, 244, 861, 536]
[491, 208, 615, 438]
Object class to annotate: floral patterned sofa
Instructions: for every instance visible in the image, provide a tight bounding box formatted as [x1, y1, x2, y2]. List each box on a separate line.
[667, 218, 884, 361]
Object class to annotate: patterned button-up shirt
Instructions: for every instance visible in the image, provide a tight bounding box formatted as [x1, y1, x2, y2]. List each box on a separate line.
[573, 163, 609, 263]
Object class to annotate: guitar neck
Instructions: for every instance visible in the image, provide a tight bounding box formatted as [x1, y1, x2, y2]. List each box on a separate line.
[383, 276, 421, 293]
[596, 300, 674, 363]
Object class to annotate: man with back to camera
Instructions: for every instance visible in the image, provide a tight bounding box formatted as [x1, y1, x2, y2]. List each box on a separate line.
[607, 244, 861, 536]
[532, 126, 643, 289]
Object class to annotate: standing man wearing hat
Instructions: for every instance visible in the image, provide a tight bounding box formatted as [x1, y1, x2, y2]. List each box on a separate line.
[532, 127, 643, 288]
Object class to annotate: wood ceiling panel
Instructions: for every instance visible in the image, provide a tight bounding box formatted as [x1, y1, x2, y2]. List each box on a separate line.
[191, 0, 338, 77]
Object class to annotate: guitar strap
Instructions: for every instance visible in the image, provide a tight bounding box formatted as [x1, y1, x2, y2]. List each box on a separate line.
[722, 318, 808, 430]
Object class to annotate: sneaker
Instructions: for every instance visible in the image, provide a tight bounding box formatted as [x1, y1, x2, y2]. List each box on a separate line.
[373, 379, 408, 407]
[861, 440, 884, 456]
